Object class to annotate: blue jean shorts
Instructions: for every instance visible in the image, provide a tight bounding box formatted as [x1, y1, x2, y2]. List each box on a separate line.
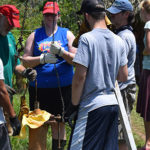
[0, 123, 12, 150]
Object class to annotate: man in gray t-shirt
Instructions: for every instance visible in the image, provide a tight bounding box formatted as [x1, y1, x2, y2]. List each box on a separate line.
[66, 0, 128, 150]
[107, 0, 136, 149]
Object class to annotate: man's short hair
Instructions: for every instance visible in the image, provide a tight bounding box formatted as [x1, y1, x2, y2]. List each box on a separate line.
[77, 0, 106, 20]
[77, 0, 105, 14]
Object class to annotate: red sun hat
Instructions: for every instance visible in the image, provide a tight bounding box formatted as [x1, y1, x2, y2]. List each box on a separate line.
[43, 2, 60, 15]
[0, 5, 20, 28]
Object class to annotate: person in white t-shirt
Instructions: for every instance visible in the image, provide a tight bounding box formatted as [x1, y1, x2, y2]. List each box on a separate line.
[0, 58, 21, 150]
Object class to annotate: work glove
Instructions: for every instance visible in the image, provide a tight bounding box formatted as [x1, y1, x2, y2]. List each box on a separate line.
[50, 43, 65, 57]
[64, 102, 79, 128]
[40, 53, 58, 64]
[22, 68, 37, 81]
[5, 84, 16, 98]
[9, 116, 21, 136]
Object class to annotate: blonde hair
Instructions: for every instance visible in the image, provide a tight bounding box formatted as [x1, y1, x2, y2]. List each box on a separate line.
[139, 0, 150, 13]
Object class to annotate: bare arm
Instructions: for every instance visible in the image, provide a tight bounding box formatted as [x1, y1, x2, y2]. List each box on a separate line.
[22, 32, 41, 68]
[143, 29, 150, 55]
[117, 64, 128, 82]
[72, 64, 87, 105]
[0, 80, 16, 118]
[61, 31, 77, 65]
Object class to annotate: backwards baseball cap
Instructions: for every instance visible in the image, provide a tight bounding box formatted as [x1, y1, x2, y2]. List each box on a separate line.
[107, 0, 133, 14]
[77, 0, 105, 15]
[0, 5, 20, 28]
[43, 2, 60, 15]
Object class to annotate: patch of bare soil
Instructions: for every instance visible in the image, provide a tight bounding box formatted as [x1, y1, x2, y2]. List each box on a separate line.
[131, 121, 145, 140]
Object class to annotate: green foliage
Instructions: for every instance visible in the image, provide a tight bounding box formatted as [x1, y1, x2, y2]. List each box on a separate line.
[1, 0, 82, 45]
[1, 0, 142, 42]
[58, 0, 82, 35]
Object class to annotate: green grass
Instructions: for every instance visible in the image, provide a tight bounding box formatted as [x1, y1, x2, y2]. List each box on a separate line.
[131, 87, 145, 149]
[10, 91, 145, 150]
[131, 104, 145, 148]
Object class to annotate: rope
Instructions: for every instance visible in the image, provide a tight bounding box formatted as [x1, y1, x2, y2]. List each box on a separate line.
[21, 0, 29, 37]
[72, 0, 80, 27]
[52, 0, 65, 122]
[13, 0, 29, 87]
[13, 30, 33, 32]
[52, 2, 65, 149]
[34, 79, 40, 109]
[16, 0, 29, 55]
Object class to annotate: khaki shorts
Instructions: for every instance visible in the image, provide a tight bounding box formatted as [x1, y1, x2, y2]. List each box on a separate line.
[118, 84, 136, 139]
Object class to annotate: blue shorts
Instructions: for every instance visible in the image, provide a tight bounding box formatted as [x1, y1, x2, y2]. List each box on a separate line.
[0, 123, 12, 150]
[69, 105, 119, 150]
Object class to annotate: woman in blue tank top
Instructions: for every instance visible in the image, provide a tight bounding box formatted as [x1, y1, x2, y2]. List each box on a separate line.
[22, 1, 76, 149]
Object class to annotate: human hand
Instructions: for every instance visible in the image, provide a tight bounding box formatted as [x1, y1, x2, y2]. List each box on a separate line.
[9, 116, 21, 136]
[5, 84, 16, 97]
[40, 53, 58, 64]
[22, 68, 37, 81]
[50, 43, 65, 57]
[64, 102, 79, 125]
